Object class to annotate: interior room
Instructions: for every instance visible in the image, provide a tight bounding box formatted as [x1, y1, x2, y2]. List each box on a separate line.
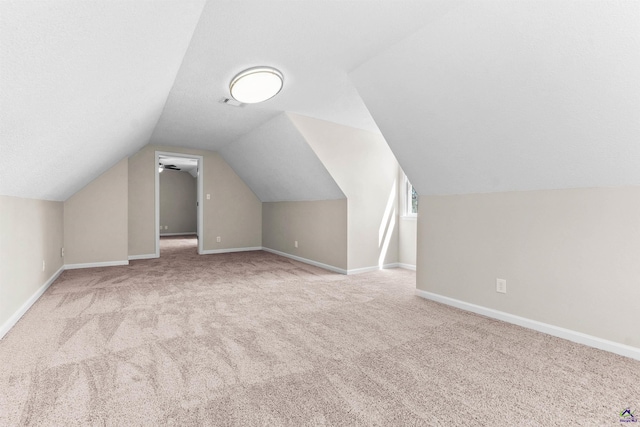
[1, 1, 638, 425]
[158, 154, 200, 253]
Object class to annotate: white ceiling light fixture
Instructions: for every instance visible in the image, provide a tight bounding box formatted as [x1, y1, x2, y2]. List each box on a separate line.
[229, 66, 284, 104]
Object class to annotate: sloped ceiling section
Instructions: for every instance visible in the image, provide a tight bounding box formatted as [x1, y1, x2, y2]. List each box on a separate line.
[150, 0, 453, 151]
[351, 0, 640, 196]
[220, 113, 344, 202]
[0, 1, 205, 201]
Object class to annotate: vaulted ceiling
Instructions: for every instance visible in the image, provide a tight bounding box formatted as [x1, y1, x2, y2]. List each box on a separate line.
[351, 0, 640, 195]
[0, 0, 206, 200]
[1, 1, 638, 202]
[220, 113, 344, 202]
[150, 0, 451, 150]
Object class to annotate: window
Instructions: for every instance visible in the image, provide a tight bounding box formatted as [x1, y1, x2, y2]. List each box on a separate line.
[403, 175, 418, 217]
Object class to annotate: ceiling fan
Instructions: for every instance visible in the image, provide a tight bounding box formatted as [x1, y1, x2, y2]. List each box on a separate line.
[159, 163, 181, 172]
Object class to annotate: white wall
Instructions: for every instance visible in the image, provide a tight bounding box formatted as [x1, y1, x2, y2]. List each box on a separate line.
[64, 158, 128, 265]
[129, 145, 262, 256]
[0, 196, 63, 334]
[398, 169, 417, 268]
[160, 169, 197, 234]
[290, 113, 400, 271]
[417, 187, 640, 348]
[399, 218, 416, 268]
[263, 200, 348, 270]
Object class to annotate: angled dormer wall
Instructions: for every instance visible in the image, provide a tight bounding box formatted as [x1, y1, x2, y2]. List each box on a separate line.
[350, 1, 640, 348]
[220, 114, 344, 203]
[64, 158, 128, 267]
[221, 112, 400, 273]
[221, 113, 348, 271]
[289, 113, 400, 272]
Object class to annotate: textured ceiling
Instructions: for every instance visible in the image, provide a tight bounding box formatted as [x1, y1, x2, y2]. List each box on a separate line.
[2, 1, 638, 203]
[0, 0, 206, 201]
[149, 0, 451, 150]
[220, 113, 344, 202]
[351, 0, 640, 195]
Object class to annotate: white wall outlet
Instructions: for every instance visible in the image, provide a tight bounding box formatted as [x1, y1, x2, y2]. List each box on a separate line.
[294, 240, 298, 248]
[206, 194, 211, 200]
[216, 236, 221, 242]
[496, 278, 507, 294]
[61, 248, 64, 257]
[42, 260, 46, 272]
[164, 226, 168, 230]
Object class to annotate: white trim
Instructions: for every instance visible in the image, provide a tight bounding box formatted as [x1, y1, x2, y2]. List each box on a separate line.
[0, 266, 64, 340]
[400, 216, 417, 221]
[415, 289, 640, 361]
[196, 154, 203, 255]
[128, 253, 158, 261]
[201, 247, 263, 255]
[155, 151, 160, 258]
[160, 232, 197, 237]
[262, 247, 347, 274]
[347, 263, 399, 275]
[64, 260, 129, 270]
[402, 173, 418, 217]
[347, 266, 376, 275]
[398, 263, 416, 271]
[156, 151, 204, 257]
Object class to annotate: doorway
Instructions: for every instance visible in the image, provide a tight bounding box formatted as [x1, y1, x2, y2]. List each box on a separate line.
[155, 151, 203, 256]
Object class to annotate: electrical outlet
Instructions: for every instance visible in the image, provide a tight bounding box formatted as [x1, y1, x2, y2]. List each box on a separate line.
[496, 278, 507, 294]
[42, 260, 46, 272]
[164, 226, 168, 230]
[61, 248, 64, 257]
[294, 240, 298, 248]
[216, 236, 221, 243]
[206, 194, 211, 200]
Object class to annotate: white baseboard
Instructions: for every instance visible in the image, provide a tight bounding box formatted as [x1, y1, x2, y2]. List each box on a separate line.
[65, 260, 129, 270]
[415, 289, 640, 361]
[160, 232, 196, 237]
[201, 246, 263, 255]
[398, 263, 416, 271]
[262, 247, 347, 274]
[346, 262, 400, 275]
[128, 253, 158, 261]
[0, 266, 64, 340]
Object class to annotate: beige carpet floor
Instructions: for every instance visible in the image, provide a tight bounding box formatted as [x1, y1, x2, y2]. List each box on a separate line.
[1, 236, 638, 426]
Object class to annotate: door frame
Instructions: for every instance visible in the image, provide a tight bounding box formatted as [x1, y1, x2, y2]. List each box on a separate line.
[155, 151, 204, 256]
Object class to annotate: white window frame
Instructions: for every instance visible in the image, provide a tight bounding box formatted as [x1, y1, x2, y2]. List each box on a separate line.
[402, 174, 418, 218]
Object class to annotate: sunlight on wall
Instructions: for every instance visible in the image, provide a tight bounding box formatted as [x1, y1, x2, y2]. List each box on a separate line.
[378, 180, 397, 267]
[379, 179, 397, 246]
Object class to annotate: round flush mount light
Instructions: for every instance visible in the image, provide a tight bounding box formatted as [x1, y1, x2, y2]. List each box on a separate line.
[229, 66, 283, 104]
